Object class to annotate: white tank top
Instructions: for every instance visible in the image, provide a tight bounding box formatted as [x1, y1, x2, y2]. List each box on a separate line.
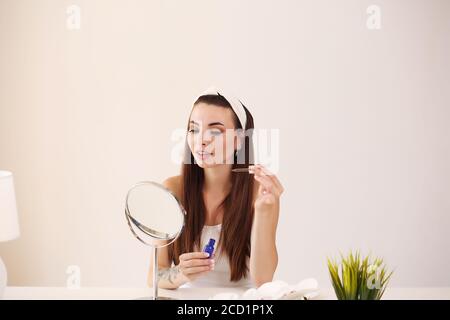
[179, 224, 254, 289]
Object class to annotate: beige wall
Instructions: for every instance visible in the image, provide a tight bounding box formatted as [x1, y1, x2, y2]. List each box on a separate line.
[0, 0, 449, 287]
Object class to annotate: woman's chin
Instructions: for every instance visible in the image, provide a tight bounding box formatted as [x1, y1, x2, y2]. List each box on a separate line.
[193, 154, 236, 168]
[194, 157, 214, 168]
[193, 156, 222, 168]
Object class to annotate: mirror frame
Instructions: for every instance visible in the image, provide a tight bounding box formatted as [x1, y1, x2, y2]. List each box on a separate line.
[125, 181, 186, 248]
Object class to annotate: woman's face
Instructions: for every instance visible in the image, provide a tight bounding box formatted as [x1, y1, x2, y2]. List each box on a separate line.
[187, 102, 239, 168]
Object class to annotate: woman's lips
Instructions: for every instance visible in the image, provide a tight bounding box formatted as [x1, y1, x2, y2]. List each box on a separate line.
[196, 151, 213, 159]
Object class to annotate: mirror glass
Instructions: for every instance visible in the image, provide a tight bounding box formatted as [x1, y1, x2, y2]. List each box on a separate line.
[125, 181, 185, 247]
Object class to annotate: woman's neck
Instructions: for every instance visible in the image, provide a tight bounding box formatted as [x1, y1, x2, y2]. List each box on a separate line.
[203, 164, 233, 194]
[202, 164, 233, 225]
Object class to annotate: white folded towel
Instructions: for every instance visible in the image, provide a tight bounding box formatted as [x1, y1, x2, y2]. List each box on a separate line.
[209, 278, 319, 300]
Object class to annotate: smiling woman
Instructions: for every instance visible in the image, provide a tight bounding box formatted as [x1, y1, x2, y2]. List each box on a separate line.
[147, 88, 284, 290]
[187, 97, 243, 167]
[188, 118, 228, 164]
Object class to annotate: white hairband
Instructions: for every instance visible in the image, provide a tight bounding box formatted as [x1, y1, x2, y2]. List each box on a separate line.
[194, 86, 247, 130]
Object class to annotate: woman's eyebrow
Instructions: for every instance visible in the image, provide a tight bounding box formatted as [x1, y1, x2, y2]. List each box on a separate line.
[208, 122, 225, 126]
[190, 120, 225, 126]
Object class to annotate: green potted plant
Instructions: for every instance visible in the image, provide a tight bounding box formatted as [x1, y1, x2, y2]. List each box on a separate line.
[327, 251, 393, 300]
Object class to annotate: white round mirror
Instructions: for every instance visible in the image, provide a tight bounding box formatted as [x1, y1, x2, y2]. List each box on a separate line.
[125, 181, 185, 299]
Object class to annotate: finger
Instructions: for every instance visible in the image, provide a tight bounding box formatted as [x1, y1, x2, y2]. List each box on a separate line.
[183, 258, 214, 268]
[271, 175, 284, 194]
[254, 174, 274, 194]
[255, 169, 283, 195]
[249, 165, 266, 175]
[254, 172, 272, 187]
[249, 164, 273, 175]
[262, 171, 284, 194]
[179, 252, 209, 261]
[255, 173, 275, 189]
[252, 165, 284, 192]
[183, 265, 213, 275]
[255, 176, 282, 198]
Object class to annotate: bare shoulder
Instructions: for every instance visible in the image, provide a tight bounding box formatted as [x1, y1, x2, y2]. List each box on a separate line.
[162, 175, 183, 200]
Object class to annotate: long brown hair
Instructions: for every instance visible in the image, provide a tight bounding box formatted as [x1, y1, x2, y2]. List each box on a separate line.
[168, 94, 255, 281]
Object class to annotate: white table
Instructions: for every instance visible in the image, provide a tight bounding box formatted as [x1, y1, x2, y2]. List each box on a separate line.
[3, 286, 450, 300]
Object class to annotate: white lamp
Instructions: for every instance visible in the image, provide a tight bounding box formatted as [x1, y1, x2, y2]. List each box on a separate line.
[0, 171, 20, 298]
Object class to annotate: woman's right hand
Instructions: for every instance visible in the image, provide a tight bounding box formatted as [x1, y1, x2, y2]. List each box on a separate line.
[178, 252, 215, 282]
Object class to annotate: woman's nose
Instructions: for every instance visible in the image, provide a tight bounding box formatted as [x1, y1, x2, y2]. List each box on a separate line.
[194, 132, 215, 151]
[194, 130, 214, 144]
[200, 136, 213, 148]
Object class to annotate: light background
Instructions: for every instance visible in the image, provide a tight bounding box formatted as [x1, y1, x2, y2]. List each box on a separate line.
[0, 0, 449, 287]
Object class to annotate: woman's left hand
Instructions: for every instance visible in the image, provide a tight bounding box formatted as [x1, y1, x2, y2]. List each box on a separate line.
[250, 164, 284, 212]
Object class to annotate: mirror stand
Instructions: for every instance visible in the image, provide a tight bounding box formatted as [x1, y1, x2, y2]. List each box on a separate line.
[125, 181, 185, 300]
[152, 246, 158, 300]
[150, 246, 176, 300]
[134, 247, 177, 300]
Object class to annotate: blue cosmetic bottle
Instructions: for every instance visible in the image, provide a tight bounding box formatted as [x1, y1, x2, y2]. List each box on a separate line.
[203, 238, 216, 258]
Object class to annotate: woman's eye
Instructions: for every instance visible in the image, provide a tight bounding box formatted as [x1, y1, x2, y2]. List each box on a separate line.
[209, 130, 222, 136]
[188, 128, 222, 135]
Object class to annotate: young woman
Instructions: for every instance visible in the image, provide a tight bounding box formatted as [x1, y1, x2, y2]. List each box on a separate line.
[148, 87, 284, 289]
